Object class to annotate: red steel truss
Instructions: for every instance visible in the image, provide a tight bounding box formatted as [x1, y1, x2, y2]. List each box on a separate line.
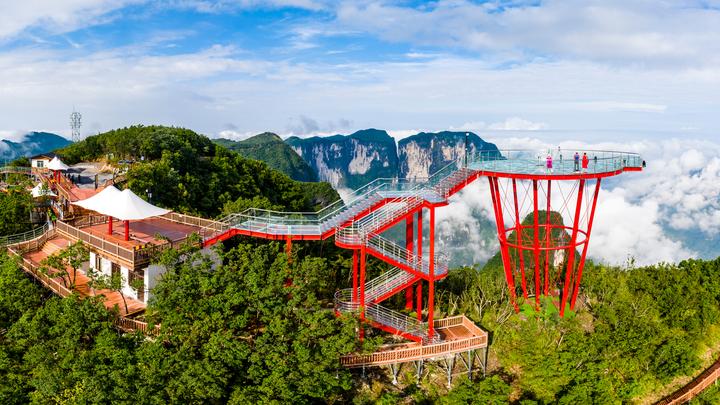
[202, 148, 643, 346]
[486, 175, 603, 316]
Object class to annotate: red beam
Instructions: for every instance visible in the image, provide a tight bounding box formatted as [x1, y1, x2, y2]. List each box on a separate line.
[571, 179, 602, 310]
[352, 249, 359, 303]
[544, 179, 551, 295]
[405, 215, 414, 310]
[489, 177, 518, 312]
[560, 179, 585, 317]
[417, 209, 423, 321]
[372, 276, 420, 305]
[512, 178, 528, 298]
[359, 244, 366, 341]
[428, 205, 435, 339]
[532, 180, 540, 309]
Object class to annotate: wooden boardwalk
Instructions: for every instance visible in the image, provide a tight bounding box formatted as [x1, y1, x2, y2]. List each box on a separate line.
[341, 316, 488, 368]
[657, 356, 720, 404]
[6, 229, 156, 335]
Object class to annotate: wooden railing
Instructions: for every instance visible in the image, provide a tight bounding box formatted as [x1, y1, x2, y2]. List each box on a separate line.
[56, 220, 137, 265]
[114, 316, 160, 336]
[657, 358, 720, 404]
[0, 223, 51, 248]
[8, 232, 159, 336]
[161, 212, 227, 236]
[6, 228, 74, 299]
[340, 315, 488, 367]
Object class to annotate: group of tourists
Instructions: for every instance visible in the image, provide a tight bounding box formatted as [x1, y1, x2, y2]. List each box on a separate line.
[544, 150, 590, 174]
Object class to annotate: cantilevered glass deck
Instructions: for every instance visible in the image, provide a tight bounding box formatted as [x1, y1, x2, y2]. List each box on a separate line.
[217, 149, 643, 240]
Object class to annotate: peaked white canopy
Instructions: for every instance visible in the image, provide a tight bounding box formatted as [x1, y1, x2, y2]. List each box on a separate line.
[46, 156, 70, 171]
[73, 186, 170, 220]
[31, 183, 56, 198]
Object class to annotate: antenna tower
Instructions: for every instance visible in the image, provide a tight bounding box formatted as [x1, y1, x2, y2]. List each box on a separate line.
[70, 110, 82, 142]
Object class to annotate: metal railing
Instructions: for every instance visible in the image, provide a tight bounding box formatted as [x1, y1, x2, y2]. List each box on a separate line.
[468, 149, 642, 175]
[340, 266, 415, 304]
[0, 166, 32, 174]
[335, 289, 435, 343]
[1, 223, 51, 248]
[363, 267, 415, 302]
[340, 316, 488, 367]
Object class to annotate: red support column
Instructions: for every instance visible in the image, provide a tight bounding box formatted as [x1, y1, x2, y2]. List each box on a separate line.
[571, 179, 601, 310]
[352, 249, 359, 303]
[108, 216, 113, 235]
[416, 208, 423, 321]
[359, 244, 367, 341]
[405, 214, 414, 310]
[544, 179, 552, 295]
[512, 178, 528, 298]
[124, 220, 130, 241]
[560, 179, 585, 317]
[285, 236, 292, 261]
[532, 180, 540, 309]
[428, 205, 435, 339]
[489, 177, 518, 311]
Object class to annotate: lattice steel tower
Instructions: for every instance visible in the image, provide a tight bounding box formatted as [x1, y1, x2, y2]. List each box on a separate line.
[70, 110, 82, 142]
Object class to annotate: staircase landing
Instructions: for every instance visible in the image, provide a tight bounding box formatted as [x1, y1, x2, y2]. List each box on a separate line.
[21, 236, 146, 316]
[341, 315, 488, 367]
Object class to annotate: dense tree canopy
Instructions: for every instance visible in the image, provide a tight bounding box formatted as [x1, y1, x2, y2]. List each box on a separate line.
[55, 125, 339, 217]
[0, 188, 34, 235]
[0, 242, 362, 403]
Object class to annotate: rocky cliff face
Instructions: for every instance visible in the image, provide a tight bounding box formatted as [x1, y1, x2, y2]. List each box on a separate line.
[398, 131, 499, 180]
[286, 129, 398, 189]
[285, 129, 501, 187]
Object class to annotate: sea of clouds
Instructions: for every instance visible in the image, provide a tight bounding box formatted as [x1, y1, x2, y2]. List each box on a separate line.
[432, 136, 719, 267]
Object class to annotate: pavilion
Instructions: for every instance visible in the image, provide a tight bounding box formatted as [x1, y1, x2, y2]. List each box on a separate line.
[73, 185, 170, 241]
[46, 156, 69, 183]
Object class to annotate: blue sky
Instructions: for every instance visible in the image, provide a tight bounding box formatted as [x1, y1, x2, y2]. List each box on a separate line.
[0, 0, 719, 140]
[0, 0, 719, 264]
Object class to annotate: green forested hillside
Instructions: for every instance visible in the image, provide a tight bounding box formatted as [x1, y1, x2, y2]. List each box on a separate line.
[54, 125, 338, 217]
[428, 257, 720, 403]
[213, 133, 318, 182]
[3, 239, 720, 402]
[0, 243, 362, 404]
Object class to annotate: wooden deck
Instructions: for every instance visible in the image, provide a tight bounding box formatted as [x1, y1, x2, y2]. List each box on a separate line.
[21, 235, 146, 317]
[80, 216, 203, 249]
[57, 215, 210, 270]
[341, 316, 488, 367]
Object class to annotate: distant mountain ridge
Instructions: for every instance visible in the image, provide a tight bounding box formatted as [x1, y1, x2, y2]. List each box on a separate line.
[213, 133, 317, 182]
[0, 132, 71, 161]
[285, 129, 500, 189]
[286, 128, 399, 189]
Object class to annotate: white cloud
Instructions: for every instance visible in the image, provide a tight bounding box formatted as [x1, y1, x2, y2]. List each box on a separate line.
[467, 135, 720, 265]
[216, 130, 256, 140]
[451, 117, 546, 132]
[487, 117, 547, 131]
[0, 0, 141, 40]
[332, 0, 720, 68]
[571, 101, 668, 113]
[590, 187, 693, 265]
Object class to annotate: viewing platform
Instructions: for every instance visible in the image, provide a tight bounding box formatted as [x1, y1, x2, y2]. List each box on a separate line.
[56, 213, 224, 270]
[468, 149, 643, 179]
[340, 316, 488, 367]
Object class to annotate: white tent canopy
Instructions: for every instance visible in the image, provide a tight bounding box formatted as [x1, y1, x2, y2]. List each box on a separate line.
[46, 156, 70, 171]
[31, 183, 56, 197]
[73, 186, 170, 220]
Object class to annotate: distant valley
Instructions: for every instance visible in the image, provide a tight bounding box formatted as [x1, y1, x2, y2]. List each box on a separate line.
[0, 132, 71, 161]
